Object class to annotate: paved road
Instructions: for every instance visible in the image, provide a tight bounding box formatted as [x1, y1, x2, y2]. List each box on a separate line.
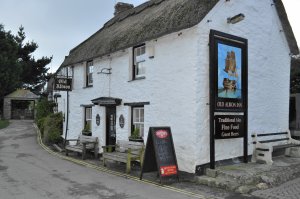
[0, 120, 202, 199]
[4, 120, 298, 199]
[252, 177, 300, 199]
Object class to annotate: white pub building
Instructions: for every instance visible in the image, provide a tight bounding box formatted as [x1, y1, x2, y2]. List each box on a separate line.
[51, 0, 299, 173]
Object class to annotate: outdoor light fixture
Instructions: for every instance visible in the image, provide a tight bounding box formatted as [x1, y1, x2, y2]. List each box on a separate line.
[227, 13, 245, 24]
[291, 54, 300, 59]
[97, 68, 112, 75]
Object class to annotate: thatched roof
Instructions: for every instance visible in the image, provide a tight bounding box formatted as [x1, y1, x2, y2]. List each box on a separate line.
[61, 0, 219, 67]
[60, 0, 298, 68]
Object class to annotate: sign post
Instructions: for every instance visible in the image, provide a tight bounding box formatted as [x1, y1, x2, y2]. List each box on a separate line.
[209, 30, 248, 169]
[54, 68, 73, 147]
[140, 127, 179, 184]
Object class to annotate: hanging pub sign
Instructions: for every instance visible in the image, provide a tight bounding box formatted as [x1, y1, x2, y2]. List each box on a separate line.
[54, 78, 72, 91]
[210, 30, 247, 112]
[140, 127, 179, 184]
[209, 30, 248, 169]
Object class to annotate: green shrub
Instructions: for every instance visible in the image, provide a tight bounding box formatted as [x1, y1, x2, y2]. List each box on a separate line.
[42, 112, 63, 144]
[82, 123, 92, 136]
[129, 128, 140, 139]
[0, 120, 9, 129]
[37, 117, 46, 136]
[35, 97, 55, 123]
[35, 98, 62, 144]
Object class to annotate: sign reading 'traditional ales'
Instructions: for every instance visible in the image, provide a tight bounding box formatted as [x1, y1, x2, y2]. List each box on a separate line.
[54, 78, 72, 91]
[140, 127, 179, 184]
[214, 115, 244, 139]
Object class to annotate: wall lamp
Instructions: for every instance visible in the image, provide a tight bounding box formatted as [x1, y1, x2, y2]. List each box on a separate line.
[97, 68, 112, 75]
[290, 54, 300, 59]
[227, 13, 245, 24]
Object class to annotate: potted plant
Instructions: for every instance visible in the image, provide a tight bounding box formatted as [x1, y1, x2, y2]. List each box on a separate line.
[82, 123, 92, 136]
[129, 128, 143, 142]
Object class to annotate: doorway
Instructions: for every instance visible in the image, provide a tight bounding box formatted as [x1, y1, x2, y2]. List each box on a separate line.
[11, 100, 35, 120]
[106, 106, 116, 146]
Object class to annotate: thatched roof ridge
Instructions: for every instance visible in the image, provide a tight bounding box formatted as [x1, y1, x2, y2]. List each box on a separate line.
[61, 0, 219, 67]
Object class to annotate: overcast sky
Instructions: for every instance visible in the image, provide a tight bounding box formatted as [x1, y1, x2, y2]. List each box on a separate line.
[0, 0, 299, 73]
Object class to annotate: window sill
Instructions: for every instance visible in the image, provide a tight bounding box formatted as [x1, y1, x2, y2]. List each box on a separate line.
[128, 76, 145, 82]
[128, 138, 144, 142]
[83, 85, 93, 89]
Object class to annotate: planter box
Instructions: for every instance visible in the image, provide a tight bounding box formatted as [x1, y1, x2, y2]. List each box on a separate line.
[82, 131, 92, 136]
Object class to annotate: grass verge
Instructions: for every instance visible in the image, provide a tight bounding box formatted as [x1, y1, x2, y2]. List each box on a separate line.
[0, 120, 9, 129]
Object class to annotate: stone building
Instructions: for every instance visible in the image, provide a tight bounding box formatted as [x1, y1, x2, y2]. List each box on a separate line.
[3, 89, 39, 120]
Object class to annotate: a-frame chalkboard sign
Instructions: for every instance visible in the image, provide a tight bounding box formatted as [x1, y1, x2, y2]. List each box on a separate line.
[140, 127, 179, 184]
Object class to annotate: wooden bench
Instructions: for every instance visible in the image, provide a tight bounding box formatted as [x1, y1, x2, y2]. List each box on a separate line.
[65, 135, 99, 160]
[102, 140, 144, 174]
[251, 131, 300, 165]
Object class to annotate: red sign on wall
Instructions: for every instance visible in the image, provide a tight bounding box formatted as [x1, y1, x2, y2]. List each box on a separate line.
[160, 165, 177, 176]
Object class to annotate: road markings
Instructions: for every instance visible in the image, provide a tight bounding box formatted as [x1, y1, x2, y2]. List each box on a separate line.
[34, 124, 207, 199]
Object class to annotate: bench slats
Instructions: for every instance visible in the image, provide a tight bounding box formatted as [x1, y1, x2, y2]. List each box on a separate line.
[103, 152, 140, 163]
[65, 145, 83, 152]
[117, 140, 144, 150]
[260, 138, 289, 143]
[252, 131, 300, 165]
[253, 132, 288, 137]
[256, 148, 269, 152]
[80, 136, 98, 143]
[103, 140, 144, 174]
[273, 144, 300, 150]
[65, 135, 99, 159]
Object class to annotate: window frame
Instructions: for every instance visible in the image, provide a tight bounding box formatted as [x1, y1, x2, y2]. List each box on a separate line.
[132, 44, 146, 80]
[131, 106, 144, 138]
[84, 107, 92, 130]
[86, 61, 93, 87]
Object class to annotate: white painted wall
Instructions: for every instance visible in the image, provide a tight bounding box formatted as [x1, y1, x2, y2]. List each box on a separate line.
[194, 0, 291, 166]
[57, 0, 291, 173]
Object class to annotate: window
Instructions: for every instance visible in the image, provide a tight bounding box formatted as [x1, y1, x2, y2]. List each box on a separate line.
[86, 61, 93, 86]
[84, 107, 92, 131]
[57, 66, 70, 77]
[133, 44, 146, 79]
[132, 107, 144, 138]
[67, 66, 73, 77]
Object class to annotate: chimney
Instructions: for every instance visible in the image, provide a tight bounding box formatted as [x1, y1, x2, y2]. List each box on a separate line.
[114, 2, 134, 15]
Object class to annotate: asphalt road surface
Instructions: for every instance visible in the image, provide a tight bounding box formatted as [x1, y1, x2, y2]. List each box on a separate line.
[0, 120, 208, 199]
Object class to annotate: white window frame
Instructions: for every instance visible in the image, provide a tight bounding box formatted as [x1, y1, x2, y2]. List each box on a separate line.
[133, 45, 146, 79]
[132, 107, 144, 138]
[86, 61, 93, 86]
[85, 107, 92, 129]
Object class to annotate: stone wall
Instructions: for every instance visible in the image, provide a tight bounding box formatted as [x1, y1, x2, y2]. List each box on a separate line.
[3, 98, 11, 120]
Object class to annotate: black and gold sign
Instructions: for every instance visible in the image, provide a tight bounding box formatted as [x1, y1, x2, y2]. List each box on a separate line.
[54, 78, 72, 91]
[209, 30, 248, 168]
[214, 115, 244, 139]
